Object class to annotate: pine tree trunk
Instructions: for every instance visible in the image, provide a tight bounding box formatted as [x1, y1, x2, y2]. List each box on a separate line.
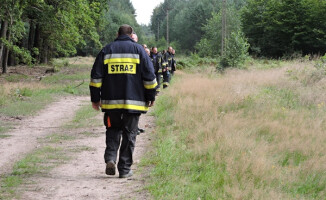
[8, 50, 15, 66]
[28, 20, 35, 51]
[42, 43, 48, 64]
[2, 24, 12, 73]
[0, 20, 8, 73]
[33, 24, 41, 63]
[221, 0, 227, 56]
[2, 20, 12, 73]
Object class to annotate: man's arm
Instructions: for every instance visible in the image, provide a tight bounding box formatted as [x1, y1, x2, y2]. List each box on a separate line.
[90, 50, 104, 110]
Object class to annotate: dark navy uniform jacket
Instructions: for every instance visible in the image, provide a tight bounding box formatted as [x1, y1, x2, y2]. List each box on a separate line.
[150, 52, 163, 73]
[90, 35, 157, 114]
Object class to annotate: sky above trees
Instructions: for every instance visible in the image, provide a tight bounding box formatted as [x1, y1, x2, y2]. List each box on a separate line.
[130, 0, 164, 25]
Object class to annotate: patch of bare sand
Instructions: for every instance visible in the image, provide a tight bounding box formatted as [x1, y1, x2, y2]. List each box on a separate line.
[19, 113, 154, 200]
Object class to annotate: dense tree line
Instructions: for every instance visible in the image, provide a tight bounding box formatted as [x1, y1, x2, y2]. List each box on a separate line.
[151, 0, 326, 58]
[242, 0, 326, 57]
[0, 0, 144, 73]
[151, 0, 246, 54]
[0, 0, 109, 73]
[2, 0, 326, 73]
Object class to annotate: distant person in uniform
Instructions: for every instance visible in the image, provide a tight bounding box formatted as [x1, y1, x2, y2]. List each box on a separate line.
[89, 24, 157, 178]
[171, 49, 176, 76]
[162, 47, 174, 88]
[145, 48, 151, 56]
[150, 47, 163, 95]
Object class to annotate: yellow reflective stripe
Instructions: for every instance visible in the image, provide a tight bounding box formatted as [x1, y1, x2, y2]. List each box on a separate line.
[104, 53, 139, 59]
[144, 82, 158, 89]
[144, 79, 157, 89]
[104, 58, 140, 64]
[101, 104, 148, 111]
[90, 82, 102, 88]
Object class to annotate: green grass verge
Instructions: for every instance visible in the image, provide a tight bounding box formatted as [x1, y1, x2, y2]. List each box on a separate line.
[0, 58, 91, 119]
[142, 75, 326, 199]
[142, 95, 230, 199]
[0, 89, 58, 117]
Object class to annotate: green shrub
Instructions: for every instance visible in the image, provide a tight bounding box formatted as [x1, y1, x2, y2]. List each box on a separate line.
[219, 31, 249, 69]
[315, 54, 326, 70]
[177, 54, 219, 70]
[15, 88, 33, 97]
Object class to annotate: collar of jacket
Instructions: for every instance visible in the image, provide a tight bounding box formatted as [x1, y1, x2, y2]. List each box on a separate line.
[115, 35, 134, 42]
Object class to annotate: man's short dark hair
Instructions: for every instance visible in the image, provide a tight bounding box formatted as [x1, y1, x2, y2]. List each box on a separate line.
[118, 24, 133, 36]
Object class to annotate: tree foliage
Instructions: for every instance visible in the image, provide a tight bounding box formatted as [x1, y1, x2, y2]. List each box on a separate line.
[2, 0, 326, 73]
[242, 0, 326, 57]
[195, 6, 242, 57]
[0, 0, 109, 72]
[150, 0, 247, 53]
[220, 31, 249, 68]
[0, 0, 149, 72]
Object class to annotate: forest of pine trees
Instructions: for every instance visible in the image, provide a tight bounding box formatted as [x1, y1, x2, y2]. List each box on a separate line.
[1, 0, 326, 73]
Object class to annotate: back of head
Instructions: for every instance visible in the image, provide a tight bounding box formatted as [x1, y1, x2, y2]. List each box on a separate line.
[118, 24, 133, 36]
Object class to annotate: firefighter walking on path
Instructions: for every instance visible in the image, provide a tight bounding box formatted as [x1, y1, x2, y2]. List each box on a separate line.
[162, 46, 174, 88]
[89, 24, 157, 178]
[150, 47, 163, 95]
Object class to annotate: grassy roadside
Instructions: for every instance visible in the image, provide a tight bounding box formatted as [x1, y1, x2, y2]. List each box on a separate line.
[0, 103, 101, 200]
[0, 57, 93, 133]
[143, 59, 326, 199]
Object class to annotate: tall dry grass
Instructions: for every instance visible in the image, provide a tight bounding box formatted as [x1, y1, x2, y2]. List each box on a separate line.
[154, 60, 326, 199]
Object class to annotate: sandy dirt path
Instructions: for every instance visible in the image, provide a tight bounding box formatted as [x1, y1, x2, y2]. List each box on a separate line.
[0, 96, 88, 175]
[1, 96, 154, 199]
[19, 113, 154, 200]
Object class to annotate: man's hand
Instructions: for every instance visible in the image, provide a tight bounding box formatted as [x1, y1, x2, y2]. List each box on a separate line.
[92, 101, 101, 111]
[147, 101, 155, 107]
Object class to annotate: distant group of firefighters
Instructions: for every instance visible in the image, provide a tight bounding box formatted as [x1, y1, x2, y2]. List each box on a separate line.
[131, 32, 176, 95]
[145, 45, 176, 94]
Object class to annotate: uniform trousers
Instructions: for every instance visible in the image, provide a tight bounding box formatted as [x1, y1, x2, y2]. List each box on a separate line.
[155, 72, 162, 93]
[162, 70, 170, 88]
[104, 112, 140, 175]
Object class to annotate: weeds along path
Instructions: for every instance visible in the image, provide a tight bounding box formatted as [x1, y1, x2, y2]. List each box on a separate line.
[0, 95, 88, 175]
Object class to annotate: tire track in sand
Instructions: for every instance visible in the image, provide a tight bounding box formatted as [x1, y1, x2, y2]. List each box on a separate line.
[16, 104, 154, 199]
[0, 96, 88, 175]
